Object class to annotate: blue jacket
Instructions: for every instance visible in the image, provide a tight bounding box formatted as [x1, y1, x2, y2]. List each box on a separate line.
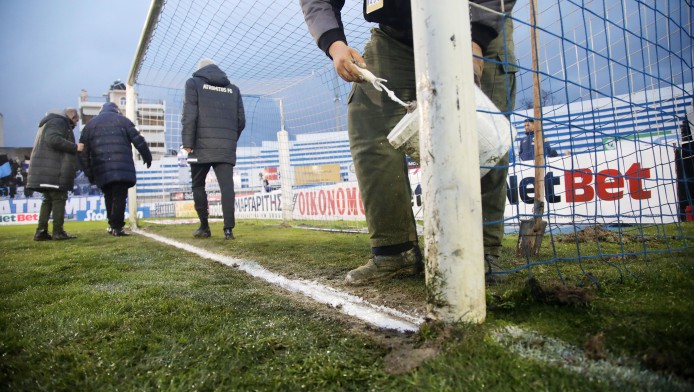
[79, 102, 152, 188]
[519, 133, 558, 161]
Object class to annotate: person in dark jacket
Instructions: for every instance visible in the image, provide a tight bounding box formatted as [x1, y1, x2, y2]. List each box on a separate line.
[519, 118, 559, 161]
[27, 108, 84, 241]
[79, 102, 152, 236]
[182, 58, 245, 240]
[300, 0, 515, 285]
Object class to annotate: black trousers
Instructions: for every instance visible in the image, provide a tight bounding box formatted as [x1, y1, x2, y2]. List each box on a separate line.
[102, 182, 130, 230]
[190, 162, 235, 229]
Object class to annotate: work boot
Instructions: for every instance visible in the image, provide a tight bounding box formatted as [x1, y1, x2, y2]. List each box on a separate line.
[193, 226, 211, 238]
[485, 254, 507, 285]
[224, 228, 235, 240]
[33, 229, 52, 241]
[111, 228, 129, 237]
[345, 247, 423, 286]
[53, 231, 77, 240]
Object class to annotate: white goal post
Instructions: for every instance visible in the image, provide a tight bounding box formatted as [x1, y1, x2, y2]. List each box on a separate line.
[413, 0, 487, 323]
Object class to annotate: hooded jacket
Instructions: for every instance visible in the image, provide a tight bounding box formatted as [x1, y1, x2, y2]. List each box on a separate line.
[181, 64, 246, 165]
[300, 0, 516, 56]
[26, 112, 79, 192]
[78, 102, 152, 188]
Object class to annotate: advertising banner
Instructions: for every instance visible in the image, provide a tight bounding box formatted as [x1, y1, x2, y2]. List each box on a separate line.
[0, 195, 150, 225]
[294, 164, 342, 186]
[507, 142, 678, 224]
[1, 142, 680, 226]
[229, 141, 680, 225]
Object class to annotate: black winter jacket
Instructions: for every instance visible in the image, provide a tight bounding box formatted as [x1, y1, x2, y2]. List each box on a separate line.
[181, 64, 245, 165]
[301, 0, 515, 56]
[78, 102, 152, 188]
[26, 112, 79, 192]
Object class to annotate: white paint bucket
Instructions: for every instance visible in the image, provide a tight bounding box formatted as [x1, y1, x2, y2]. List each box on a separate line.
[387, 84, 516, 177]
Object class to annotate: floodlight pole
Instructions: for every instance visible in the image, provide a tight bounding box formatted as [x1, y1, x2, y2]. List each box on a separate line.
[412, 0, 486, 323]
[277, 99, 293, 222]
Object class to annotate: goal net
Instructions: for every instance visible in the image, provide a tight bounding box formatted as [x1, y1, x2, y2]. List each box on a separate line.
[129, 0, 693, 278]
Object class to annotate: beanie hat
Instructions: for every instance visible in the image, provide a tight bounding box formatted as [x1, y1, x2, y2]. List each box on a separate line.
[197, 58, 215, 70]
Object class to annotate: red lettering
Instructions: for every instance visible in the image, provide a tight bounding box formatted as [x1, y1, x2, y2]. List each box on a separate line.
[318, 190, 326, 215]
[326, 190, 336, 215]
[596, 169, 623, 201]
[625, 163, 651, 200]
[309, 191, 317, 215]
[336, 188, 346, 215]
[565, 169, 594, 202]
[346, 187, 359, 215]
[298, 193, 306, 215]
[17, 214, 25, 222]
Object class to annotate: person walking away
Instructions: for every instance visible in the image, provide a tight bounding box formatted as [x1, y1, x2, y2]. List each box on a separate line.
[79, 102, 152, 236]
[27, 108, 84, 241]
[181, 58, 245, 240]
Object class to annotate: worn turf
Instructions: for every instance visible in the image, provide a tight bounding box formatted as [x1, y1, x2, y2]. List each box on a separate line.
[1, 220, 692, 391]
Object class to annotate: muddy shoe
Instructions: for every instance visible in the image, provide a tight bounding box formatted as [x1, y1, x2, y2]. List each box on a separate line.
[33, 229, 52, 241]
[224, 228, 235, 240]
[53, 231, 77, 240]
[485, 254, 507, 285]
[193, 227, 211, 238]
[345, 247, 423, 286]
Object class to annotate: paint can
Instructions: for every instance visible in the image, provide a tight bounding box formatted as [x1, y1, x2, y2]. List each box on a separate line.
[387, 84, 516, 177]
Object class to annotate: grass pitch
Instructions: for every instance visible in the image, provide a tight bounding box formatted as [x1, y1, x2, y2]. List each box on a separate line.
[1, 220, 692, 391]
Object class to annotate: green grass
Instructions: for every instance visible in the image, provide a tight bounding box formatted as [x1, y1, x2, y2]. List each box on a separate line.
[1, 220, 692, 391]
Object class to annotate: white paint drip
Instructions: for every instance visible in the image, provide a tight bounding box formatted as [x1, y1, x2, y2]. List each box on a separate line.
[133, 229, 424, 333]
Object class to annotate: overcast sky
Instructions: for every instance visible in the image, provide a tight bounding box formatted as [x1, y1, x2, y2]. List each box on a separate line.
[1, 1, 688, 148]
[0, 0, 152, 147]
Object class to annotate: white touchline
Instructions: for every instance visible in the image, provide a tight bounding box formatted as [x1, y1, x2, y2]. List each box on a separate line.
[131, 229, 693, 388]
[133, 229, 425, 333]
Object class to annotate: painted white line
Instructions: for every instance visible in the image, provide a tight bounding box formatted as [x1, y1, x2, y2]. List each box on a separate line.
[145, 219, 222, 225]
[133, 229, 425, 333]
[492, 326, 692, 391]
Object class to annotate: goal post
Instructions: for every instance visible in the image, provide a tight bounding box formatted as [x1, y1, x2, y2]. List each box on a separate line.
[412, 0, 486, 323]
[126, 0, 164, 229]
